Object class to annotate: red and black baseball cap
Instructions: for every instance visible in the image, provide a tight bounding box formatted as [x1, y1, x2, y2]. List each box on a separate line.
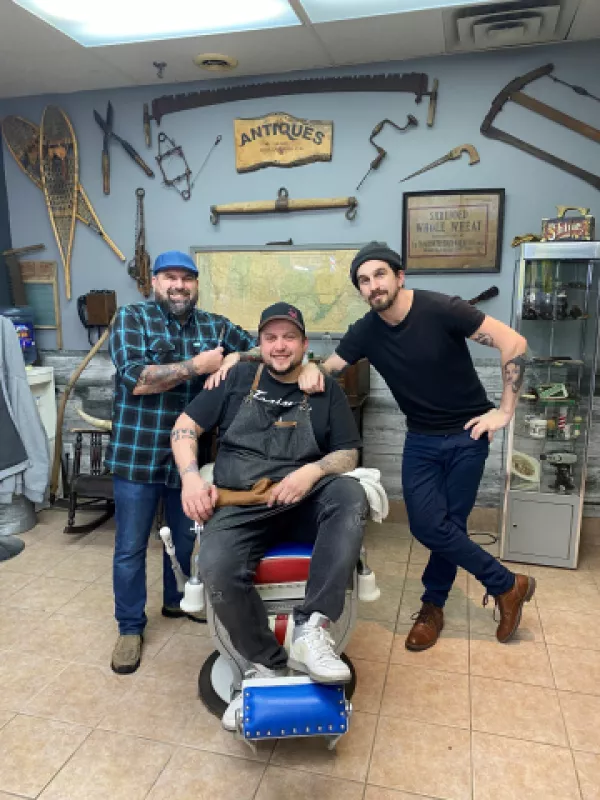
[258, 302, 306, 335]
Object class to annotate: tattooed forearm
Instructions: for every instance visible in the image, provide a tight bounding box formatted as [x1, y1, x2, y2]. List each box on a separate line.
[171, 424, 200, 479]
[503, 355, 526, 394]
[134, 360, 196, 395]
[180, 463, 200, 477]
[472, 332, 495, 347]
[313, 449, 359, 476]
[170, 428, 197, 442]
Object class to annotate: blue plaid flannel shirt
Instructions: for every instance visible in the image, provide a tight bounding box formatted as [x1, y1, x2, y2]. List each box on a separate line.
[105, 302, 255, 486]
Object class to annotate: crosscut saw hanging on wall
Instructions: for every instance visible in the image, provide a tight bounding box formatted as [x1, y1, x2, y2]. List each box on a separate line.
[145, 72, 439, 132]
[481, 63, 600, 191]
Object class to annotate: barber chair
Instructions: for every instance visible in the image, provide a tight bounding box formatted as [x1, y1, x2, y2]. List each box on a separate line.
[161, 513, 380, 750]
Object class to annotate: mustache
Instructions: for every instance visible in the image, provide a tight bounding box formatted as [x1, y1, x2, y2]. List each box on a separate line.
[369, 291, 387, 300]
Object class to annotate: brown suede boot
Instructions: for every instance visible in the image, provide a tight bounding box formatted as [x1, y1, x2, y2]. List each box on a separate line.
[405, 602, 444, 651]
[491, 574, 537, 643]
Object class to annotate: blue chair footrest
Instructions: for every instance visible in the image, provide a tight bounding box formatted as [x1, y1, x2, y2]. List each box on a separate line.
[241, 676, 350, 740]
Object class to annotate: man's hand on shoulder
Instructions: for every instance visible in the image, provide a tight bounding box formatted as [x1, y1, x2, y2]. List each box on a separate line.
[267, 464, 323, 507]
[203, 351, 240, 390]
[192, 347, 224, 379]
[181, 471, 218, 522]
[298, 362, 325, 394]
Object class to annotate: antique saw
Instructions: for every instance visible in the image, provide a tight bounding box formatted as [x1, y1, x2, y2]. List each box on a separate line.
[1, 115, 125, 261]
[145, 72, 439, 130]
[400, 144, 479, 182]
[481, 63, 600, 190]
[210, 187, 357, 224]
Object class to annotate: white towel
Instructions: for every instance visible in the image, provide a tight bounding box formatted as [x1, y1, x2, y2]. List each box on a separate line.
[343, 467, 389, 523]
[197, 463, 389, 523]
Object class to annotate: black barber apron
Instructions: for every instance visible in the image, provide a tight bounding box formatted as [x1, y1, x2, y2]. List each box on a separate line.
[206, 363, 335, 533]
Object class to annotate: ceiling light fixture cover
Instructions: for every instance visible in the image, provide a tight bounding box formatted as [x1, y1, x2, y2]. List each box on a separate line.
[11, 0, 300, 46]
[299, 0, 494, 24]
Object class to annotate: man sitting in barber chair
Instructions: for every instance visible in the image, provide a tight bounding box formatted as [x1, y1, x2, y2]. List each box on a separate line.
[171, 302, 368, 730]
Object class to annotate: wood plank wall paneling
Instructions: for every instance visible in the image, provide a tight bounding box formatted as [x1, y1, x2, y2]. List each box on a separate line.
[43, 352, 600, 515]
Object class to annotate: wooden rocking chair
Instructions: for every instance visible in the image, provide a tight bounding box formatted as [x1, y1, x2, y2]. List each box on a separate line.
[64, 428, 114, 534]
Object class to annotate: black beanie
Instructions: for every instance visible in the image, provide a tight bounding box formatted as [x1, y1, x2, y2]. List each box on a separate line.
[350, 241, 403, 288]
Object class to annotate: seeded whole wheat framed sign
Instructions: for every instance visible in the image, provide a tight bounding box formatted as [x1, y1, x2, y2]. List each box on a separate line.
[402, 189, 505, 273]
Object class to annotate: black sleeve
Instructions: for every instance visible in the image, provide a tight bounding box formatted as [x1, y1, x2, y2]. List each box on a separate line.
[444, 295, 485, 338]
[325, 379, 362, 452]
[184, 379, 228, 433]
[335, 318, 367, 366]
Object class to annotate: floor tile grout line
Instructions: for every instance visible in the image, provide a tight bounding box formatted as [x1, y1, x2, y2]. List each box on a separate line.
[140, 744, 179, 800]
[28, 717, 95, 799]
[548, 651, 585, 800]
[250, 759, 271, 800]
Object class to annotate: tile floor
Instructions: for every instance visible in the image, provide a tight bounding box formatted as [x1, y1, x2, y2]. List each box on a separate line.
[1, 509, 600, 799]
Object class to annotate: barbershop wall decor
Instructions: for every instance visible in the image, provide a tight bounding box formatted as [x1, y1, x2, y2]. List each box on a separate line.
[402, 189, 505, 274]
[234, 112, 333, 173]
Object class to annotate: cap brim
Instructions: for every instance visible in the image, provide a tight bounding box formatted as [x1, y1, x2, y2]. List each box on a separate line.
[258, 315, 305, 333]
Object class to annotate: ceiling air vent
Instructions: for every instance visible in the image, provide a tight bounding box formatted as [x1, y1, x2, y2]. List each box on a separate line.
[443, 0, 582, 52]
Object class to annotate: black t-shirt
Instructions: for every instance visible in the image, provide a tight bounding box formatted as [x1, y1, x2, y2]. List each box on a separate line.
[184, 362, 362, 454]
[336, 289, 494, 435]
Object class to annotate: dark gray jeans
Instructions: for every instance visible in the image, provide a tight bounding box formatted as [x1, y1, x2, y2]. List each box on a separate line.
[199, 476, 368, 670]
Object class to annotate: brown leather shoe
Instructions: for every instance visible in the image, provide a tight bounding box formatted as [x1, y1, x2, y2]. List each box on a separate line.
[493, 574, 537, 643]
[405, 602, 444, 651]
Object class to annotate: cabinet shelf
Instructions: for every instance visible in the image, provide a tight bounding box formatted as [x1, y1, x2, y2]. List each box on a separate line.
[501, 242, 600, 569]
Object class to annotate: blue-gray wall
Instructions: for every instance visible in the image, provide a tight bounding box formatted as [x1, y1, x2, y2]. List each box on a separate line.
[0, 140, 12, 305]
[1, 39, 599, 350]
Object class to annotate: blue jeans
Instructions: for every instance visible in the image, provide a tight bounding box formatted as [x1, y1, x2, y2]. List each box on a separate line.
[402, 430, 514, 607]
[112, 476, 196, 635]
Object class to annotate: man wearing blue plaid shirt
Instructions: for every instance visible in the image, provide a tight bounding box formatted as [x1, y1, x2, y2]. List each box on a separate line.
[106, 250, 255, 674]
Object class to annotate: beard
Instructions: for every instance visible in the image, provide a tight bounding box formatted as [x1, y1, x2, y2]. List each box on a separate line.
[155, 287, 198, 318]
[368, 285, 399, 312]
[264, 352, 303, 376]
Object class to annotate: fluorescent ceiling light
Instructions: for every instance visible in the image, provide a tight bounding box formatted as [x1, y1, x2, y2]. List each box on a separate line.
[300, 0, 498, 24]
[11, 0, 301, 47]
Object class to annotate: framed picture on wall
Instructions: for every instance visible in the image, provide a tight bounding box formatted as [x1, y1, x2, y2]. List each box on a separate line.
[402, 189, 505, 273]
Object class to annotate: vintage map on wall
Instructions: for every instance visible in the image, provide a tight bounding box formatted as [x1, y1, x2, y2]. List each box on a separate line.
[194, 247, 365, 332]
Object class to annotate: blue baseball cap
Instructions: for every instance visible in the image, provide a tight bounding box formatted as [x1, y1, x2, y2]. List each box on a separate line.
[153, 250, 198, 276]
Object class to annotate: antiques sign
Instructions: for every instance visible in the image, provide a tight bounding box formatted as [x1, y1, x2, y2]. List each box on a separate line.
[234, 112, 333, 173]
[402, 189, 505, 273]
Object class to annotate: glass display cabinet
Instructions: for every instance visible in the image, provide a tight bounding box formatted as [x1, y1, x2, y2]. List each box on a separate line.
[501, 242, 600, 568]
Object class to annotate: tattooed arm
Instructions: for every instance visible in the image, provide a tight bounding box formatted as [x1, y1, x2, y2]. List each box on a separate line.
[133, 348, 224, 395]
[171, 413, 217, 522]
[313, 448, 359, 476]
[267, 449, 359, 507]
[466, 315, 527, 440]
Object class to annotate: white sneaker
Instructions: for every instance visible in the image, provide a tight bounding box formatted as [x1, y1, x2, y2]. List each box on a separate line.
[288, 612, 351, 684]
[221, 663, 287, 732]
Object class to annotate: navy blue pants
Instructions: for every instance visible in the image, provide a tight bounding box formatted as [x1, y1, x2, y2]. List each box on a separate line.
[112, 476, 196, 635]
[402, 431, 514, 607]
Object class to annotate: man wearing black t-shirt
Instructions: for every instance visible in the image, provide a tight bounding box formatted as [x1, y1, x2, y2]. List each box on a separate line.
[299, 242, 535, 652]
[170, 302, 368, 730]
